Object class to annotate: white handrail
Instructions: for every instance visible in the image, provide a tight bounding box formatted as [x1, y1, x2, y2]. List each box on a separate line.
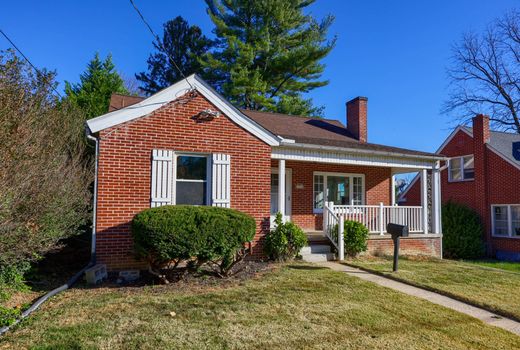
[330, 204, 424, 234]
[323, 201, 339, 249]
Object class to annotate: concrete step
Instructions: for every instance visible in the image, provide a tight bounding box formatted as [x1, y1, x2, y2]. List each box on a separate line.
[301, 252, 336, 263]
[300, 245, 331, 254]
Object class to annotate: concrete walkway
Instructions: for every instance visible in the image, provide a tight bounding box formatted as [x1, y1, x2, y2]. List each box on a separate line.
[317, 261, 520, 336]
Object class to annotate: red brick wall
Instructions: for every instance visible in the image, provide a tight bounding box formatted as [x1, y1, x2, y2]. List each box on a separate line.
[271, 160, 391, 230]
[367, 235, 441, 257]
[95, 93, 271, 269]
[486, 150, 520, 254]
[401, 126, 520, 255]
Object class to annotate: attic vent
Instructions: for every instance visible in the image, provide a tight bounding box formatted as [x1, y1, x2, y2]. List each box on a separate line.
[193, 109, 220, 122]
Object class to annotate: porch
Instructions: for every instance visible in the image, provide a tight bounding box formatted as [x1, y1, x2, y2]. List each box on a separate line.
[270, 148, 444, 258]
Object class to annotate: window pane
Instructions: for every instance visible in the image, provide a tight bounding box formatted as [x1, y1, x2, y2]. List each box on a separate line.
[512, 206, 520, 236]
[352, 176, 363, 205]
[327, 176, 350, 205]
[177, 156, 207, 180]
[463, 156, 475, 180]
[493, 206, 509, 236]
[449, 158, 462, 181]
[176, 181, 207, 205]
[271, 174, 279, 214]
[314, 175, 324, 209]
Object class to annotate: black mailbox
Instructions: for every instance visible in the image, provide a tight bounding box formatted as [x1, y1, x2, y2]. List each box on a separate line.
[386, 223, 409, 272]
[387, 223, 409, 238]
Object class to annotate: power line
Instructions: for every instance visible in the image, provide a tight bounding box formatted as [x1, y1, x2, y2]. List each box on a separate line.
[0, 29, 63, 98]
[128, 0, 194, 90]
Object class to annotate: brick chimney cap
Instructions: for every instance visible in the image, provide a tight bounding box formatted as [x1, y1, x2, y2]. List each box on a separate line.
[346, 96, 368, 105]
[473, 114, 489, 119]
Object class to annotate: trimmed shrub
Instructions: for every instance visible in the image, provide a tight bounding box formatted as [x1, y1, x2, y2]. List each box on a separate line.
[342, 220, 369, 257]
[131, 205, 256, 278]
[442, 201, 485, 259]
[264, 213, 307, 261]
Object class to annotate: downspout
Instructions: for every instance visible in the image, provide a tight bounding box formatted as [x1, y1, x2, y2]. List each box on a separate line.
[86, 130, 99, 263]
[0, 127, 99, 337]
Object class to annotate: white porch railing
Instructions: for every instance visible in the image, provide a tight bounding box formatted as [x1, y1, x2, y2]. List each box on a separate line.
[323, 202, 345, 260]
[322, 202, 425, 257]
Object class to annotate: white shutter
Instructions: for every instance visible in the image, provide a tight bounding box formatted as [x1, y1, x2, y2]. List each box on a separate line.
[211, 154, 231, 208]
[151, 150, 174, 207]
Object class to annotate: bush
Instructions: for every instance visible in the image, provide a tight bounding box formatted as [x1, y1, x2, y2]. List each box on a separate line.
[0, 50, 91, 298]
[442, 201, 485, 259]
[264, 213, 307, 261]
[0, 306, 21, 327]
[131, 205, 256, 278]
[342, 220, 369, 257]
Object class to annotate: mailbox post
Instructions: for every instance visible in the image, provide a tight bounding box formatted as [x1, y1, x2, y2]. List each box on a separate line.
[386, 223, 409, 272]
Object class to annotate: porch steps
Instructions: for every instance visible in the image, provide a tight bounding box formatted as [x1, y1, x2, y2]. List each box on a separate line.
[300, 244, 336, 262]
[305, 230, 331, 245]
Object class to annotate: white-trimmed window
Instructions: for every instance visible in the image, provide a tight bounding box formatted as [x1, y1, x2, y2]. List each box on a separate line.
[448, 155, 474, 182]
[492, 205, 520, 237]
[175, 155, 210, 205]
[313, 172, 365, 212]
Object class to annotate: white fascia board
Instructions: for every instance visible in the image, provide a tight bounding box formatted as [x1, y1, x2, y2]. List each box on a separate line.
[86, 74, 280, 146]
[279, 141, 446, 162]
[272, 146, 439, 170]
[436, 126, 472, 153]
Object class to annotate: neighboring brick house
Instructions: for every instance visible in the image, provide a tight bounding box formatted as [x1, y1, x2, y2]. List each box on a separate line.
[399, 115, 520, 260]
[86, 75, 444, 270]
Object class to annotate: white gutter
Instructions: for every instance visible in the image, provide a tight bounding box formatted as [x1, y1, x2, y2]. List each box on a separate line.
[279, 140, 447, 162]
[86, 129, 99, 262]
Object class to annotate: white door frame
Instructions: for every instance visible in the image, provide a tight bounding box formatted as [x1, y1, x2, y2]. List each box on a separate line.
[270, 167, 292, 224]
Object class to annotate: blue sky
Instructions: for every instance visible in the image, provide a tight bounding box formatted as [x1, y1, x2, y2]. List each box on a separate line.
[1, 0, 518, 153]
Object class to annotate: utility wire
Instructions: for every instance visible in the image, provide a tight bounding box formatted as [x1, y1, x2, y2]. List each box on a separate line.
[128, 0, 194, 90]
[0, 29, 63, 98]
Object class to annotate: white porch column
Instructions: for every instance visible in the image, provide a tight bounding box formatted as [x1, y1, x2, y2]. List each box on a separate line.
[432, 162, 441, 234]
[278, 159, 286, 222]
[390, 173, 396, 206]
[421, 169, 429, 234]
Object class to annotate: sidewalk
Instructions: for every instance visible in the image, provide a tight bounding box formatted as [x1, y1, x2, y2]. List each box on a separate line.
[317, 261, 520, 336]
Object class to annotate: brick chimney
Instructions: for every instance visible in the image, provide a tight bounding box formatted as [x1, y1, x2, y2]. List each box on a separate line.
[472, 114, 490, 253]
[346, 97, 368, 143]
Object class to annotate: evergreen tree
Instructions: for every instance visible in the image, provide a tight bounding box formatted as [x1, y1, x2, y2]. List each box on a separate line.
[202, 0, 335, 117]
[136, 16, 214, 95]
[65, 53, 128, 120]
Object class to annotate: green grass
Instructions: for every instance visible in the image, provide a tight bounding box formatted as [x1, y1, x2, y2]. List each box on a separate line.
[1, 263, 519, 349]
[348, 256, 520, 321]
[465, 259, 520, 273]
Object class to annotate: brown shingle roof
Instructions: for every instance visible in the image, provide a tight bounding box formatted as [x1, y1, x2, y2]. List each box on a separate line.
[108, 94, 145, 112]
[242, 109, 440, 158]
[106, 93, 440, 158]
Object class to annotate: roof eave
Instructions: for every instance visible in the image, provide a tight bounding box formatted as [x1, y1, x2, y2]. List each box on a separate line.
[278, 140, 446, 161]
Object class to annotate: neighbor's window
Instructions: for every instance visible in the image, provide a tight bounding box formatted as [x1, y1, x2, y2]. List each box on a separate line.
[313, 172, 364, 211]
[176, 155, 208, 205]
[449, 155, 474, 182]
[492, 205, 520, 237]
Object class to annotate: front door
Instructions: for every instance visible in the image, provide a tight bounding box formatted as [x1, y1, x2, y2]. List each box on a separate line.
[270, 168, 292, 225]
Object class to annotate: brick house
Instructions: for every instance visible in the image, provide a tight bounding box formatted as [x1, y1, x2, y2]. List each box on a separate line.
[86, 75, 444, 269]
[399, 115, 520, 260]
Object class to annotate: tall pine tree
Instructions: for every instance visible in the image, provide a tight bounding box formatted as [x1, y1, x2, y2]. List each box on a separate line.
[202, 0, 335, 117]
[136, 16, 214, 95]
[65, 53, 129, 120]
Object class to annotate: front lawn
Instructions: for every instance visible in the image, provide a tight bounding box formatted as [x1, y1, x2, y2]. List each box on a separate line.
[1, 263, 519, 349]
[348, 256, 520, 321]
[465, 259, 520, 273]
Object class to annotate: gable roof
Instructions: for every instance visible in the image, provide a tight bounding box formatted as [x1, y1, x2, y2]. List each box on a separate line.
[243, 110, 441, 158]
[89, 75, 441, 160]
[462, 126, 520, 169]
[398, 124, 520, 202]
[86, 74, 281, 146]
